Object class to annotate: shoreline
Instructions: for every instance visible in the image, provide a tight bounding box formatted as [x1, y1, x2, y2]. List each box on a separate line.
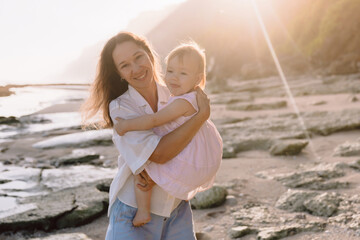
[0, 74, 360, 240]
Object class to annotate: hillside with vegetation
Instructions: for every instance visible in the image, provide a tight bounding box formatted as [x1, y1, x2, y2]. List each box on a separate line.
[147, 0, 360, 80]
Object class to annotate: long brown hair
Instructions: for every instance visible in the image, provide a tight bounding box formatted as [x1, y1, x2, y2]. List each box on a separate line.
[81, 32, 161, 129]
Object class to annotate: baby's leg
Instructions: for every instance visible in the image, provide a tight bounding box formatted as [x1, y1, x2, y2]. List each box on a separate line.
[133, 176, 152, 227]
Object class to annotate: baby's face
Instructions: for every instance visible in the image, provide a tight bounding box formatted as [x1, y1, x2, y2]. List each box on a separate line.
[165, 54, 200, 96]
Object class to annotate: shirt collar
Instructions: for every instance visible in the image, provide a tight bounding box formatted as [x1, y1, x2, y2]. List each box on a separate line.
[128, 82, 169, 109]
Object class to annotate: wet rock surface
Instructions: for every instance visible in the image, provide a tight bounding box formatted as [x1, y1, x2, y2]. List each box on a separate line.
[29, 233, 93, 240]
[53, 149, 100, 167]
[1, 75, 360, 239]
[32, 129, 113, 149]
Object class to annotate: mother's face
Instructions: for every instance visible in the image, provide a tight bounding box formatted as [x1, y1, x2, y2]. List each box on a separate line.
[112, 41, 154, 90]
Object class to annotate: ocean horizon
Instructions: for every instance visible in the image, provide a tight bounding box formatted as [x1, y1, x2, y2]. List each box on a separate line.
[0, 84, 89, 118]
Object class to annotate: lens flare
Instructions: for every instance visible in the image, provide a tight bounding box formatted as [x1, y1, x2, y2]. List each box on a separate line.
[251, 0, 320, 160]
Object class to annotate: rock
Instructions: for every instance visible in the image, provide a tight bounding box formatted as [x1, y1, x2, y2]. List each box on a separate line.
[195, 232, 212, 240]
[55, 185, 108, 228]
[228, 137, 273, 154]
[347, 159, 360, 170]
[222, 144, 237, 159]
[312, 100, 327, 106]
[276, 189, 343, 217]
[41, 165, 116, 192]
[303, 192, 342, 217]
[257, 222, 326, 240]
[19, 115, 51, 124]
[233, 205, 280, 226]
[306, 181, 350, 190]
[95, 178, 112, 192]
[227, 100, 287, 111]
[275, 189, 319, 212]
[328, 194, 360, 231]
[32, 129, 113, 149]
[274, 163, 345, 189]
[348, 95, 358, 102]
[218, 109, 360, 155]
[203, 225, 214, 232]
[0, 116, 20, 125]
[229, 226, 252, 238]
[270, 140, 308, 156]
[225, 195, 238, 206]
[0, 190, 76, 232]
[0, 184, 108, 232]
[330, 213, 360, 231]
[0, 167, 42, 196]
[306, 109, 360, 136]
[191, 186, 227, 209]
[29, 233, 92, 240]
[333, 139, 360, 157]
[0, 147, 9, 153]
[54, 149, 100, 167]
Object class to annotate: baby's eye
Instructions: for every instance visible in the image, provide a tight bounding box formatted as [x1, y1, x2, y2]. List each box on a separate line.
[181, 72, 187, 75]
[167, 70, 173, 73]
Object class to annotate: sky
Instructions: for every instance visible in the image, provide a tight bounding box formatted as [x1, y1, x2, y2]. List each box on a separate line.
[0, 0, 185, 86]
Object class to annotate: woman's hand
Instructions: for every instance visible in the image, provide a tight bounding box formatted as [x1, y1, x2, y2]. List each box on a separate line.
[195, 87, 210, 121]
[135, 170, 155, 191]
[115, 117, 129, 136]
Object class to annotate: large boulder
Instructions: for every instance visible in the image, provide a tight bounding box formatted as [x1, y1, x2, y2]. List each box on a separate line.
[190, 186, 227, 209]
[0, 184, 108, 232]
[275, 189, 319, 212]
[303, 192, 342, 217]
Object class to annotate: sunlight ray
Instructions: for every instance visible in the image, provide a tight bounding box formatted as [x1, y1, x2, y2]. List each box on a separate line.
[251, 0, 320, 160]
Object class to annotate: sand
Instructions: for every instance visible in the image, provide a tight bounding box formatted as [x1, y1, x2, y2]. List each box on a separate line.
[1, 78, 360, 240]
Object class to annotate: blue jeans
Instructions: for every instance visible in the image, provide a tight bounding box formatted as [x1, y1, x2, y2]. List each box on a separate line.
[106, 198, 196, 240]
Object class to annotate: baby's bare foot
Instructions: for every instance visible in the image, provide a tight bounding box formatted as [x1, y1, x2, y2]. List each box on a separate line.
[133, 209, 151, 227]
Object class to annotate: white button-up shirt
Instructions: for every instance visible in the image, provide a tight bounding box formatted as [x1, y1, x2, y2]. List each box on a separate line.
[107, 83, 181, 217]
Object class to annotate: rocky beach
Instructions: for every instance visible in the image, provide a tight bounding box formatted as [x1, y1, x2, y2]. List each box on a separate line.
[0, 73, 359, 240]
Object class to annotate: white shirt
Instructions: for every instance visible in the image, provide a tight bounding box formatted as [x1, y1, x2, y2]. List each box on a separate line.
[107, 82, 181, 217]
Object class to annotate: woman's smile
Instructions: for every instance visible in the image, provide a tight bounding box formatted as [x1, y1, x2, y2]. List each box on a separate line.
[133, 71, 147, 81]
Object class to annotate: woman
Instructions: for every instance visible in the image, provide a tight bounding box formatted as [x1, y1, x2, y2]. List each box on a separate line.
[82, 32, 210, 239]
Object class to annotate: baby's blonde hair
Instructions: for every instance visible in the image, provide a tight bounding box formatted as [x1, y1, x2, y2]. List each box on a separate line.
[165, 41, 206, 89]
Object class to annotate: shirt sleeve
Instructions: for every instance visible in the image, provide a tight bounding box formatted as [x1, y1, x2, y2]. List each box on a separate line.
[109, 98, 161, 175]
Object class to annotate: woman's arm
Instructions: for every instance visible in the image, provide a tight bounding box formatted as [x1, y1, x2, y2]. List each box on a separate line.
[149, 87, 210, 164]
[115, 99, 195, 136]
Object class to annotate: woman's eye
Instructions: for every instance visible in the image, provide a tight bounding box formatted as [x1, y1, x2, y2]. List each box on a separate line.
[121, 64, 129, 69]
[136, 55, 143, 60]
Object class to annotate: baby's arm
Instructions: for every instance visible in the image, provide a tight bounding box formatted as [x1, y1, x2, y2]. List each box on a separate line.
[115, 99, 196, 136]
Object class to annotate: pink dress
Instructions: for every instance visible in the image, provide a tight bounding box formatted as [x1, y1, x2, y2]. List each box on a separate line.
[145, 91, 223, 200]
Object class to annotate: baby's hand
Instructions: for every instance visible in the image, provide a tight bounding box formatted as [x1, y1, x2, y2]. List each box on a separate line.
[115, 117, 128, 136]
[135, 170, 155, 192]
